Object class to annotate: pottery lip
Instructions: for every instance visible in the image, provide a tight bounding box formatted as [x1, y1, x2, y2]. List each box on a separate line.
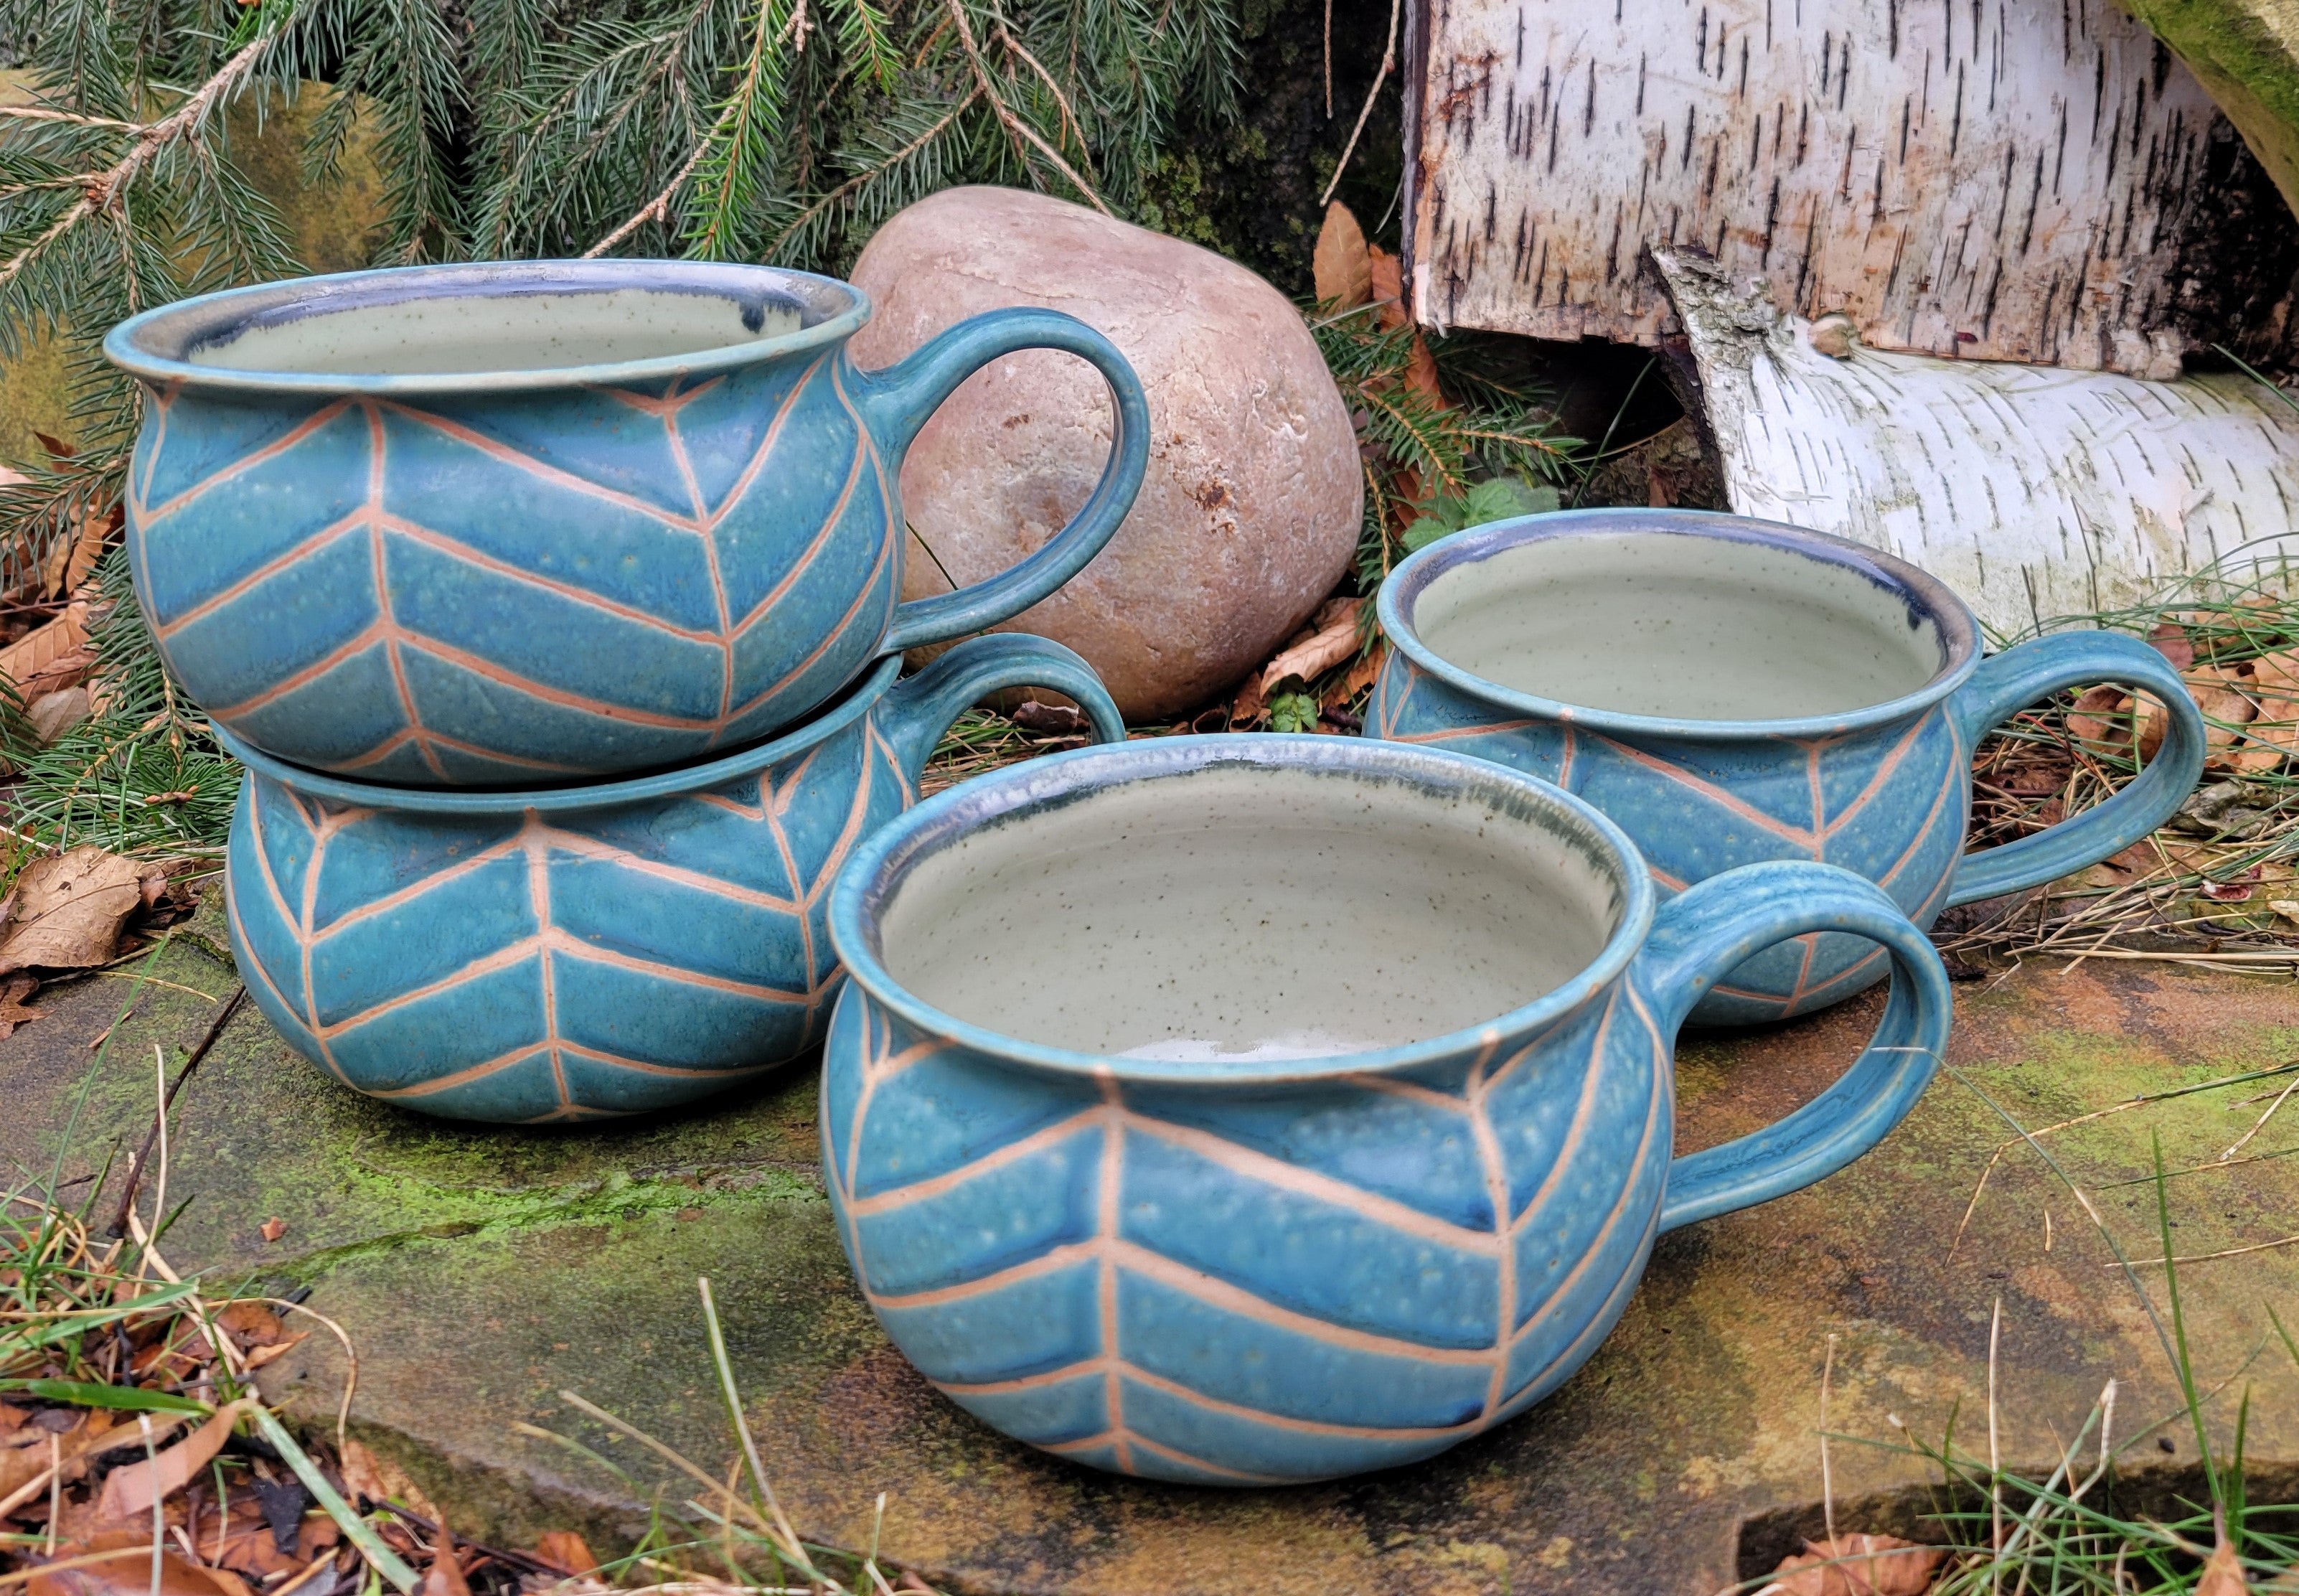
[103, 259, 871, 395]
[1377, 507, 1985, 743]
[213, 653, 901, 814]
[827, 733, 1662, 1088]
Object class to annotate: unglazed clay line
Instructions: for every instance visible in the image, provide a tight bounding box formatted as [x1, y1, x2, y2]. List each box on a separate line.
[365, 1039, 548, 1098]
[378, 515, 728, 646]
[698, 354, 830, 531]
[332, 723, 591, 778]
[131, 396, 357, 525]
[1118, 1109, 1506, 1254]
[843, 1107, 1106, 1215]
[725, 436, 877, 642]
[150, 511, 369, 636]
[314, 937, 548, 1041]
[1490, 1201, 1660, 1427]
[1379, 718, 1540, 746]
[1464, 1036, 1517, 1419]
[1096, 1084, 1130, 1473]
[542, 931, 811, 1004]
[1493, 995, 1615, 1265]
[1876, 731, 1967, 888]
[398, 631, 725, 730]
[301, 831, 531, 939]
[204, 624, 390, 720]
[1111, 1359, 1490, 1442]
[1589, 733, 1815, 847]
[1818, 715, 1933, 839]
[374, 398, 707, 534]
[1342, 1073, 1473, 1111]
[1505, 992, 1665, 1348]
[224, 877, 337, 1078]
[364, 405, 448, 781]
[527, 824, 805, 916]
[646, 377, 739, 720]
[527, 837, 572, 1113]
[1037, 1426, 1286, 1484]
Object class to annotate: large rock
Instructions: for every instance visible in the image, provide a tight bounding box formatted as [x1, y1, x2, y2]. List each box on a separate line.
[850, 187, 1362, 720]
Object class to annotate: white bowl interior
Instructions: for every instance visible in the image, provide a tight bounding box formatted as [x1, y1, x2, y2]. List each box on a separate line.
[1412, 530, 1951, 720]
[876, 759, 1625, 1063]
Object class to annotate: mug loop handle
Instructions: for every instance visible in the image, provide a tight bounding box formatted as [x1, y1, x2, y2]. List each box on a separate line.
[1630, 860, 1953, 1234]
[876, 632, 1127, 781]
[1945, 631, 2208, 908]
[851, 307, 1151, 654]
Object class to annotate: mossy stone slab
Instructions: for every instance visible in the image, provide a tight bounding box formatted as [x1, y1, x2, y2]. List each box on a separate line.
[7, 912, 2299, 1595]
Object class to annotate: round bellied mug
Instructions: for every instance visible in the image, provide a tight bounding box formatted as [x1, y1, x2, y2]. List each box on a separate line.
[820, 735, 1952, 1483]
[1375, 509, 2208, 1023]
[108, 261, 1148, 786]
[223, 633, 1122, 1122]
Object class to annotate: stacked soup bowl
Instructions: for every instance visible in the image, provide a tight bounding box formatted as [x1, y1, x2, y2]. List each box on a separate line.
[105, 260, 1148, 1122]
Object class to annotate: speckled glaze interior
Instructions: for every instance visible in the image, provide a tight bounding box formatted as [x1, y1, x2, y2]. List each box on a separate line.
[112, 261, 859, 382]
[1411, 528, 1951, 720]
[875, 759, 1623, 1061]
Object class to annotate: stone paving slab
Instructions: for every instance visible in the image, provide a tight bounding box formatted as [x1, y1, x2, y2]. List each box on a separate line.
[9, 903, 2299, 1595]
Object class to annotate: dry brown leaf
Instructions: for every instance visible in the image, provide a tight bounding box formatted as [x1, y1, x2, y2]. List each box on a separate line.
[200, 1569, 255, 1596]
[41, 507, 112, 601]
[239, 1330, 310, 1371]
[214, 1302, 286, 1348]
[418, 1518, 473, 1596]
[0, 606, 89, 695]
[0, 972, 41, 1040]
[338, 1437, 441, 1524]
[2149, 620, 2197, 672]
[258, 1219, 286, 1244]
[2197, 1529, 2250, 1595]
[2244, 648, 2299, 756]
[0, 1403, 25, 1435]
[531, 1531, 600, 1577]
[28, 1532, 245, 1596]
[1312, 202, 1371, 310]
[1368, 246, 1406, 330]
[1261, 621, 1360, 693]
[0, 846, 147, 975]
[1405, 334, 1444, 405]
[1325, 639, 1387, 710]
[95, 1402, 249, 1525]
[2066, 684, 2135, 755]
[1757, 1534, 1945, 1596]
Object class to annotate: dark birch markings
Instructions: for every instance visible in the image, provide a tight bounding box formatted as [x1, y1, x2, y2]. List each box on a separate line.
[1409, 0, 2298, 371]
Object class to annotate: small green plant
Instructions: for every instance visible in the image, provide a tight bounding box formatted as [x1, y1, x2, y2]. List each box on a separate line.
[1266, 690, 1321, 733]
[1400, 475, 1559, 555]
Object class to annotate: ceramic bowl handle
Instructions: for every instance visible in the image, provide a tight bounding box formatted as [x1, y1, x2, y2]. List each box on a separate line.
[1631, 860, 1953, 1234]
[852, 308, 1150, 654]
[1945, 631, 2207, 907]
[877, 632, 1127, 782]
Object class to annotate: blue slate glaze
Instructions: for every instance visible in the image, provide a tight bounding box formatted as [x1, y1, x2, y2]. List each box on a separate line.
[822, 736, 1955, 1483]
[107, 261, 1148, 786]
[222, 634, 1122, 1122]
[1375, 510, 2209, 1023]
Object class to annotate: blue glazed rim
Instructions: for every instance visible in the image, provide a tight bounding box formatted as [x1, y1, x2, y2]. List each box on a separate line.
[103, 259, 873, 395]
[212, 654, 902, 815]
[828, 733, 1660, 1086]
[1378, 507, 1985, 743]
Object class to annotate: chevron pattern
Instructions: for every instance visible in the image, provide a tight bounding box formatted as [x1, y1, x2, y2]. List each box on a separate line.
[823, 980, 1675, 1484]
[131, 353, 897, 785]
[227, 716, 913, 1122]
[1372, 662, 1968, 1023]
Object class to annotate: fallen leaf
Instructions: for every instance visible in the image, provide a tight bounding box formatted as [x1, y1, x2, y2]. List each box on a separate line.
[1993, 759, 2072, 797]
[1367, 246, 1407, 330]
[1261, 607, 1363, 693]
[2269, 900, 2299, 924]
[215, 1302, 286, 1348]
[1325, 639, 1386, 711]
[418, 1518, 473, 1596]
[1405, 334, 1445, 405]
[2202, 867, 2264, 902]
[258, 1219, 286, 1244]
[1312, 202, 1372, 310]
[2066, 684, 2135, 755]
[531, 1531, 600, 1577]
[41, 505, 113, 601]
[27, 685, 90, 743]
[1757, 1534, 1945, 1595]
[28, 1532, 244, 1596]
[338, 1438, 441, 1524]
[0, 972, 41, 1041]
[2196, 1526, 2250, 1594]
[0, 606, 90, 696]
[95, 1402, 250, 1524]
[2244, 647, 2299, 755]
[0, 846, 147, 975]
[1228, 670, 1266, 728]
[0, 1403, 25, 1435]
[2149, 620, 2197, 672]
[239, 1331, 309, 1371]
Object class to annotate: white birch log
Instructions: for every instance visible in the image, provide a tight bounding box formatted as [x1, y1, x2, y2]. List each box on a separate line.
[1652, 248, 2299, 634]
[1405, 0, 2299, 375]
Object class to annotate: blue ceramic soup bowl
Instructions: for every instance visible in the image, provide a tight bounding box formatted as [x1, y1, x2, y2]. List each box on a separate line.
[1376, 510, 2207, 1024]
[820, 735, 1952, 1484]
[222, 633, 1122, 1122]
[107, 261, 1147, 786]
